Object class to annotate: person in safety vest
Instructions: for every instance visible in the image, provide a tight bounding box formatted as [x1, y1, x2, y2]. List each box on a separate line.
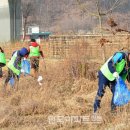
[3, 47, 29, 89]
[93, 51, 130, 113]
[28, 39, 44, 78]
[0, 47, 6, 78]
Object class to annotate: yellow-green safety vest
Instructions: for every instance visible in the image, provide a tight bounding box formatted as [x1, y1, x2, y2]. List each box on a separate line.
[7, 51, 21, 75]
[0, 52, 6, 64]
[29, 46, 40, 57]
[100, 56, 126, 81]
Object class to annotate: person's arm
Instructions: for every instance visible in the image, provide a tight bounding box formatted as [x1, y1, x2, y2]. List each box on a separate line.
[108, 52, 125, 73]
[126, 61, 130, 82]
[0, 47, 4, 53]
[28, 45, 30, 53]
[13, 55, 21, 71]
[39, 45, 44, 58]
[126, 70, 130, 82]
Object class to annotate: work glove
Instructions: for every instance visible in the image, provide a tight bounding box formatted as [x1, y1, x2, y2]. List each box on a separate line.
[21, 69, 25, 73]
[23, 57, 27, 60]
[113, 72, 119, 79]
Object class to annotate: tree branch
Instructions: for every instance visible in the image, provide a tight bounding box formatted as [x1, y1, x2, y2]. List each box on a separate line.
[95, 0, 100, 15]
[76, 0, 99, 17]
[104, 0, 122, 15]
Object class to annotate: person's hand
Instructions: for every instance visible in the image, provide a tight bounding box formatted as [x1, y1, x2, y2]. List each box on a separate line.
[23, 57, 27, 60]
[17, 74, 20, 79]
[21, 69, 25, 73]
[42, 56, 44, 60]
[41, 57, 44, 62]
[0, 47, 3, 52]
[113, 72, 119, 79]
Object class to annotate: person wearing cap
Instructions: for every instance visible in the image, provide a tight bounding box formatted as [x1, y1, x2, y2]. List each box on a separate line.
[3, 47, 29, 91]
[93, 51, 130, 113]
[0, 47, 6, 78]
[28, 39, 44, 78]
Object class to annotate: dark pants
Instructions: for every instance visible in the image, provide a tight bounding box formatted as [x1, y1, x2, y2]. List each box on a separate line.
[4, 68, 19, 86]
[0, 67, 2, 77]
[30, 57, 39, 72]
[93, 70, 116, 112]
[0, 63, 6, 78]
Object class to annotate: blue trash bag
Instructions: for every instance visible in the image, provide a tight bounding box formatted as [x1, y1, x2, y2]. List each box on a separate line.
[114, 77, 130, 106]
[21, 59, 31, 75]
[9, 77, 15, 87]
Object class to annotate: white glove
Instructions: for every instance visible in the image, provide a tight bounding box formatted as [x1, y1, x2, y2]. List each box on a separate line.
[113, 72, 119, 79]
[23, 57, 26, 60]
[21, 69, 25, 73]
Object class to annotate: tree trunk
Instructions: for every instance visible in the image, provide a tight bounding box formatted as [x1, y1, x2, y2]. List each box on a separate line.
[23, 19, 27, 41]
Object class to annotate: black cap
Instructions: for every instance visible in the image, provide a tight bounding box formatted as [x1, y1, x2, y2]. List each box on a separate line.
[31, 39, 36, 42]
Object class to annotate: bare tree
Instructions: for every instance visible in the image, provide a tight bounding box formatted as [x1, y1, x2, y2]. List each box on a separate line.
[76, 0, 127, 61]
[21, 0, 35, 41]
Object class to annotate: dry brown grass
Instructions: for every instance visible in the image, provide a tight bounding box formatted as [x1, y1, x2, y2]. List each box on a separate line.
[0, 40, 130, 130]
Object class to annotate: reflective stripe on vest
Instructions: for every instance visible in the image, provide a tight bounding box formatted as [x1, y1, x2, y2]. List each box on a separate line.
[0, 52, 6, 64]
[100, 56, 126, 81]
[7, 51, 20, 75]
[29, 46, 40, 57]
